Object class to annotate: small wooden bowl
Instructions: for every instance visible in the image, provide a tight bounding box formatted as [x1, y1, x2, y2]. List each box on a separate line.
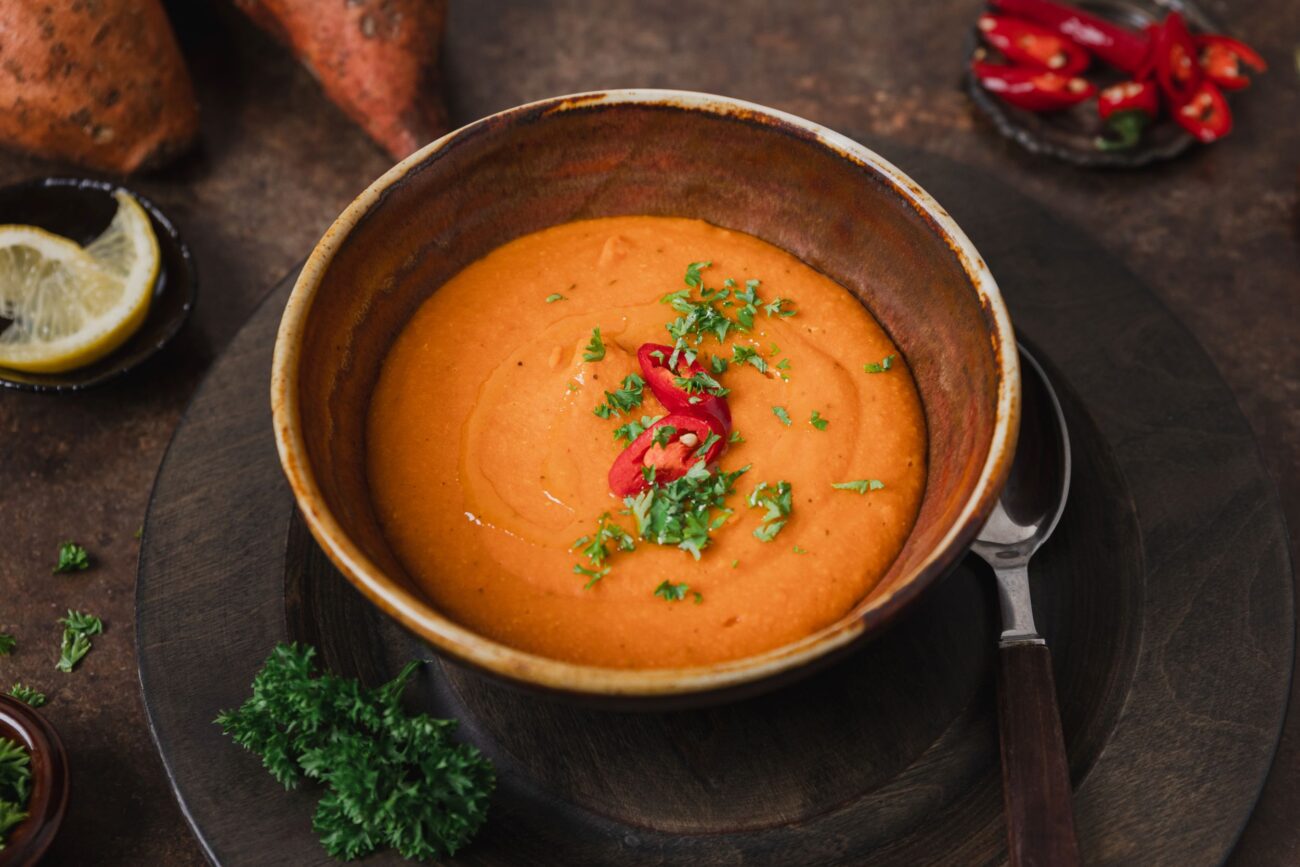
[272, 90, 1020, 706]
[0, 177, 197, 393]
[0, 696, 69, 866]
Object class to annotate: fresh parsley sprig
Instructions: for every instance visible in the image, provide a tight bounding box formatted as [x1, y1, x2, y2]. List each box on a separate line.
[592, 373, 645, 419]
[624, 461, 750, 560]
[216, 644, 494, 862]
[571, 513, 636, 588]
[55, 610, 102, 674]
[748, 481, 793, 542]
[0, 735, 32, 850]
[613, 414, 663, 444]
[583, 327, 606, 362]
[7, 684, 44, 708]
[53, 542, 89, 574]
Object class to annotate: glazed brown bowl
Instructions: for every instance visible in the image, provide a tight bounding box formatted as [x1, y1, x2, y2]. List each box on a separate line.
[0, 696, 69, 865]
[272, 90, 1019, 705]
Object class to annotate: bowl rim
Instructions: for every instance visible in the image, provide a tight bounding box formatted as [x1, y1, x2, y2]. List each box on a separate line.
[271, 89, 1020, 698]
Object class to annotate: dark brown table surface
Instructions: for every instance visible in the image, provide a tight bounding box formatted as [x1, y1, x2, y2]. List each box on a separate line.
[0, 2, 1295, 864]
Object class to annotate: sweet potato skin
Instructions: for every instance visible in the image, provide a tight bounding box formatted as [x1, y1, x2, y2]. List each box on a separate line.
[0, 0, 199, 173]
[233, 0, 448, 159]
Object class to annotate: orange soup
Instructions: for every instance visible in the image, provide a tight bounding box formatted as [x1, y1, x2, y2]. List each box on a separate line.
[367, 217, 926, 668]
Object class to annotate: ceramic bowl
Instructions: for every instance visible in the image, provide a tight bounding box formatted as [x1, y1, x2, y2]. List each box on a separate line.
[0, 177, 196, 393]
[0, 696, 69, 865]
[272, 90, 1020, 705]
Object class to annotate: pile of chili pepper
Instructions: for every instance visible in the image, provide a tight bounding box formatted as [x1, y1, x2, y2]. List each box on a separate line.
[607, 343, 733, 496]
[971, 0, 1265, 150]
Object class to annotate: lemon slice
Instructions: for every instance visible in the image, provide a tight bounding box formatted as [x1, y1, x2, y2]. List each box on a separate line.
[0, 191, 160, 373]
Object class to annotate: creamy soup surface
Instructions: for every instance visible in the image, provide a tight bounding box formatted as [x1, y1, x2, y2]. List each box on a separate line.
[367, 217, 926, 668]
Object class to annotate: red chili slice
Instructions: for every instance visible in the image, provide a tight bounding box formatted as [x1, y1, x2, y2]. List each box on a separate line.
[971, 60, 1096, 111]
[991, 0, 1152, 73]
[608, 414, 725, 497]
[1196, 35, 1267, 91]
[1095, 79, 1160, 151]
[637, 343, 731, 436]
[977, 14, 1090, 75]
[1172, 79, 1232, 143]
[1153, 13, 1201, 106]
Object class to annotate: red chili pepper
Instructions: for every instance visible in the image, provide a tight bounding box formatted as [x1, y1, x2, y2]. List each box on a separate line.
[1172, 79, 1232, 142]
[1196, 35, 1267, 90]
[637, 343, 731, 436]
[977, 14, 1090, 74]
[990, 0, 1152, 73]
[608, 414, 725, 497]
[1095, 80, 1159, 150]
[1153, 12, 1201, 105]
[971, 61, 1096, 111]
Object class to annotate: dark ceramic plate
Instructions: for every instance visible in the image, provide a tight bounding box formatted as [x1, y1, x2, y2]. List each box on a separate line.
[0, 178, 196, 393]
[0, 695, 70, 866]
[966, 0, 1220, 168]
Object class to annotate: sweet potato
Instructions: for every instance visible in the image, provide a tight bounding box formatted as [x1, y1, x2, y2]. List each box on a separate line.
[0, 0, 198, 173]
[233, 0, 448, 159]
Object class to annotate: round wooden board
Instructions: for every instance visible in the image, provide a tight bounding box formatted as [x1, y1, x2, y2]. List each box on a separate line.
[137, 147, 1293, 866]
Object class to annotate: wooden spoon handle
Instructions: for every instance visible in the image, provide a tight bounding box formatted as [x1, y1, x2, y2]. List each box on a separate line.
[997, 641, 1080, 867]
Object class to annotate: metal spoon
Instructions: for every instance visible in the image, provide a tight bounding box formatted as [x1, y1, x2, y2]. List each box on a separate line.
[971, 344, 1079, 867]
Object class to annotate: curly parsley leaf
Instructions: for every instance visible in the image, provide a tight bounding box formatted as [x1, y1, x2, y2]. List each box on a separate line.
[216, 644, 494, 862]
[748, 481, 793, 542]
[832, 479, 886, 494]
[7, 684, 45, 708]
[864, 354, 896, 373]
[592, 373, 645, 418]
[771, 405, 792, 427]
[53, 542, 89, 574]
[583, 327, 606, 362]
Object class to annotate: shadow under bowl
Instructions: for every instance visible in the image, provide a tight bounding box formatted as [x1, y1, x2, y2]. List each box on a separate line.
[0, 695, 69, 866]
[0, 177, 196, 393]
[272, 90, 1020, 707]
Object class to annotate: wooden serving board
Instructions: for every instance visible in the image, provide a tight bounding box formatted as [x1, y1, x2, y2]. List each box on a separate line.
[136, 147, 1293, 865]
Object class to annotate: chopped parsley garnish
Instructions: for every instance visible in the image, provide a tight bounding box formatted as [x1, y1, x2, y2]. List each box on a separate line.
[684, 260, 711, 289]
[651, 424, 678, 448]
[832, 479, 886, 493]
[55, 610, 102, 674]
[53, 541, 89, 573]
[216, 643, 494, 862]
[793, 545, 808, 554]
[731, 344, 769, 373]
[0, 634, 13, 657]
[8, 684, 44, 708]
[728, 430, 745, 444]
[810, 410, 829, 431]
[583, 327, 606, 362]
[673, 370, 730, 398]
[693, 431, 721, 458]
[592, 373, 645, 418]
[653, 580, 691, 602]
[771, 405, 792, 426]
[764, 297, 797, 317]
[0, 734, 31, 850]
[624, 461, 750, 559]
[709, 354, 729, 374]
[776, 358, 791, 371]
[566, 380, 580, 392]
[544, 293, 566, 303]
[748, 480, 793, 542]
[613, 414, 664, 444]
[865, 354, 896, 373]
[572, 513, 637, 588]
[662, 264, 794, 366]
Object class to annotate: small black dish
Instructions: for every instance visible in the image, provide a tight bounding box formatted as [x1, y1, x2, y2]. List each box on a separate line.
[0, 177, 196, 393]
[965, 0, 1219, 168]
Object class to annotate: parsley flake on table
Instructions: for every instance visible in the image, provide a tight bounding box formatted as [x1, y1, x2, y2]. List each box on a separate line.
[583, 327, 606, 362]
[613, 414, 664, 444]
[653, 580, 691, 602]
[8, 684, 45, 708]
[625, 461, 750, 560]
[55, 610, 102, 674]
[865, 354, 896, 373]
[0, 634, 13, 657]
[216, 643, 494, 862]
[0, 734, 32, 850]
[53, 541, 89, 574]
[592, 373, 645, 418]
[748, 480, 793, 542]
[810, 410, 829, 430]
[771, 405, 792, 426]
[544, 293, 566, 303]
[832, 479, 886, 493]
